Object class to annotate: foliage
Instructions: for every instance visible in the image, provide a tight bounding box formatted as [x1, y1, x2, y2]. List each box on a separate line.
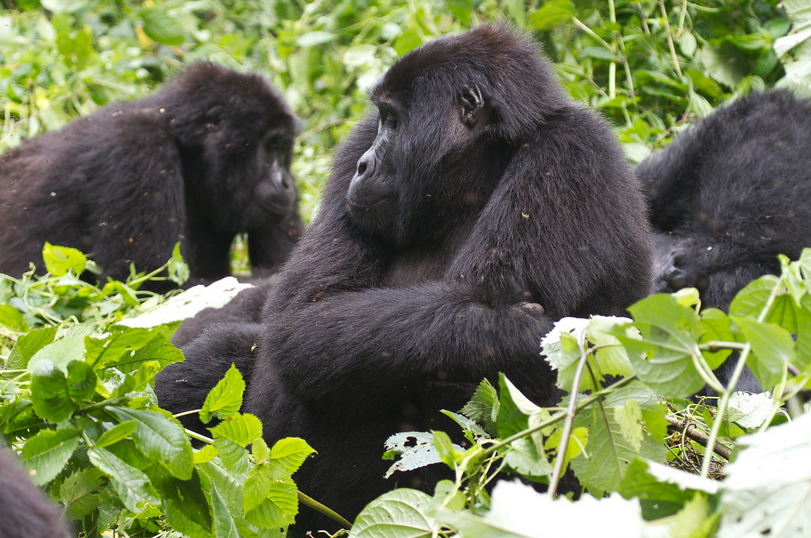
[0, 246, 313, 537]
[358, 250, 811, 537]
[3, 0, 811, 537]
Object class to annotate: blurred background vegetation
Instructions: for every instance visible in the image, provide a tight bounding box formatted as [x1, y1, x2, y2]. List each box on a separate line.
[1, 0, 809, 225]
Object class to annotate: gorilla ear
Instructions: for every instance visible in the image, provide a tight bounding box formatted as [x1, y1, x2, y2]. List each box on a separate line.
[459, 86, 494, 128]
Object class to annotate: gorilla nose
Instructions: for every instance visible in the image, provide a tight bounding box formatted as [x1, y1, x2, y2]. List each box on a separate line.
[354, 147, 377, 182]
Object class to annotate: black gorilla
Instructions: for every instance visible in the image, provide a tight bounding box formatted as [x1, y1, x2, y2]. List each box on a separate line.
[640, 90, 811, 310]
[0, 446, 70, 538]
[0, 62, 301, 286]
[157, 25, 653, 532]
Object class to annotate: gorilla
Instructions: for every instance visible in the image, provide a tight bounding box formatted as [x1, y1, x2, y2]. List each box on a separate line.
[0, 446, 70, 538]
[641, 90, 811, 310]
[0, 62, 302, 287]
[639, 90, 811, 392]
[157, 25, 653, 533]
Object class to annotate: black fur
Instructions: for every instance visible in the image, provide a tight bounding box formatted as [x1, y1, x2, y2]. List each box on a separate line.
[157, 26, 653, 533]
[0, 63, 302, 286]
[640, 90, 811, 393]
[0, 446, 70, 538]
[641, 90, 811, 310]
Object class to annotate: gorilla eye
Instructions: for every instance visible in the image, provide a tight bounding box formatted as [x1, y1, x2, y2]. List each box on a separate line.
[379, 108, 398, 130]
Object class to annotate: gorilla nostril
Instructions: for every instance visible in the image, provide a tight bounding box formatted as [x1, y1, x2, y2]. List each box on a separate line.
[667, 267, 687, 290]
[357, 161, 368, 176]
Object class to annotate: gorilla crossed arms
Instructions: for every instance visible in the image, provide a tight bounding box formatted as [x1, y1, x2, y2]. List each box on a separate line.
[156, 25, 654, 533]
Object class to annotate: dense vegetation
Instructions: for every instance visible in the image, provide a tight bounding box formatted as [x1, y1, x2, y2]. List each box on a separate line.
[1, 1, 811, 537]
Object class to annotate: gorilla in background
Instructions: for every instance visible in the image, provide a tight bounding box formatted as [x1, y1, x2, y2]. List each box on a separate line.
[641, 90, 811, 308]
[0, 445, 70, 538]
[639, 90, 811, 391]
[157, 25, 653, 533]
[0, 62, 302, 287]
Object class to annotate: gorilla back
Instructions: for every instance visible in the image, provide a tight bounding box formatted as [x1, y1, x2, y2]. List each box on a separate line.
[158, 25, 653, 533]
[0, 63, 302, 286]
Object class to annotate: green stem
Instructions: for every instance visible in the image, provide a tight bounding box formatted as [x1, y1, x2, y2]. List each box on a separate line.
[699, 278, 782, 477]
[298, 490, 353, 530]
[548, 326, 591, 498]
[185, 429, 213, 445]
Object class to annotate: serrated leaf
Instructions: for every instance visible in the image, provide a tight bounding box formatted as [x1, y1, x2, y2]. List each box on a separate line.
[252, 437, 271, 463]
[6, 327, 57, 370]
[60, 467, 104, 519]
[244, 480, 297, 529]
[21, 428, 81, 485]
[214, 437, 249, 475]
[85, 328, 182, 373]
[699, 308, 734, 368]
[460, 378, 499, 434]
[42, 242, 87, 276]
[193, 445, 218, 464]
[200, 364, 245, 424]
[587, 316, 635, 377]
[87, 447, 159, 511]
[384, 432, 449, 478]
[108, 407, 193, 480]
[733, 317, 795, 389]
[269, 437, 314, 479]
[729, 275, 780, 318]
[210, 413, 263, 447]
[349, 489, 435, 538]
[151, 467, 212, 537]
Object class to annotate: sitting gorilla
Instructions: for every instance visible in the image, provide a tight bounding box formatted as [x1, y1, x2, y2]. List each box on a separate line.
[0, 446, 70, 538]
[157, 25, 653, 533]
[640, 90, 811, 310]
[0, 62, 302, 286]
[639, 90, 811, 392]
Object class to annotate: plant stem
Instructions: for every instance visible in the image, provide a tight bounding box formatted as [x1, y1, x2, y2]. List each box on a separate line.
[298, 490, 353, 530]
[699, 277, 782, 477]
[548, 324, 590, 498]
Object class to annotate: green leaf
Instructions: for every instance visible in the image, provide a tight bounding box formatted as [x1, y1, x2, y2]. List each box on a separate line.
[384, 432, 450, 478]
[210, 413, 263, 447]
[460, 378, 499, 435]
[732, 317, 795, 389]
[108, 407, 193, 480]
[699, 308, 734, 369]
[21, 428, 81, 485]
[269, 437, 315, 479]
[141, 9, 185, 45]
[528, 0, 574, 31]
[42, 242, 87, 276]
[200, 364, 245, 424]
[27, 336, 86, 374]
[244, 470, 297, 529]
[504, 437, 553, 478]
[614, 399, 643, 452]
[29, 359, 75, 422]
[6, 327, 57, 370]
[349, 489, 435, 538]
[496, 374, 530, 438]
[151, 468, 213, 537]
[93, 421, 137, 448]
[0, 304, 25, 330]
[729, 275, 780, 318]
[87, 447, 159, 511]
[60, 468, 105, 519]
[210, 480, 240, 538]
[214, 438, 249, 475]
[85, 328, 182, 373]
[194, 445, 218, 464]
[617, 294, 707, 398]
[446, 0, 472, 25]
[168, 242, 190, 286]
